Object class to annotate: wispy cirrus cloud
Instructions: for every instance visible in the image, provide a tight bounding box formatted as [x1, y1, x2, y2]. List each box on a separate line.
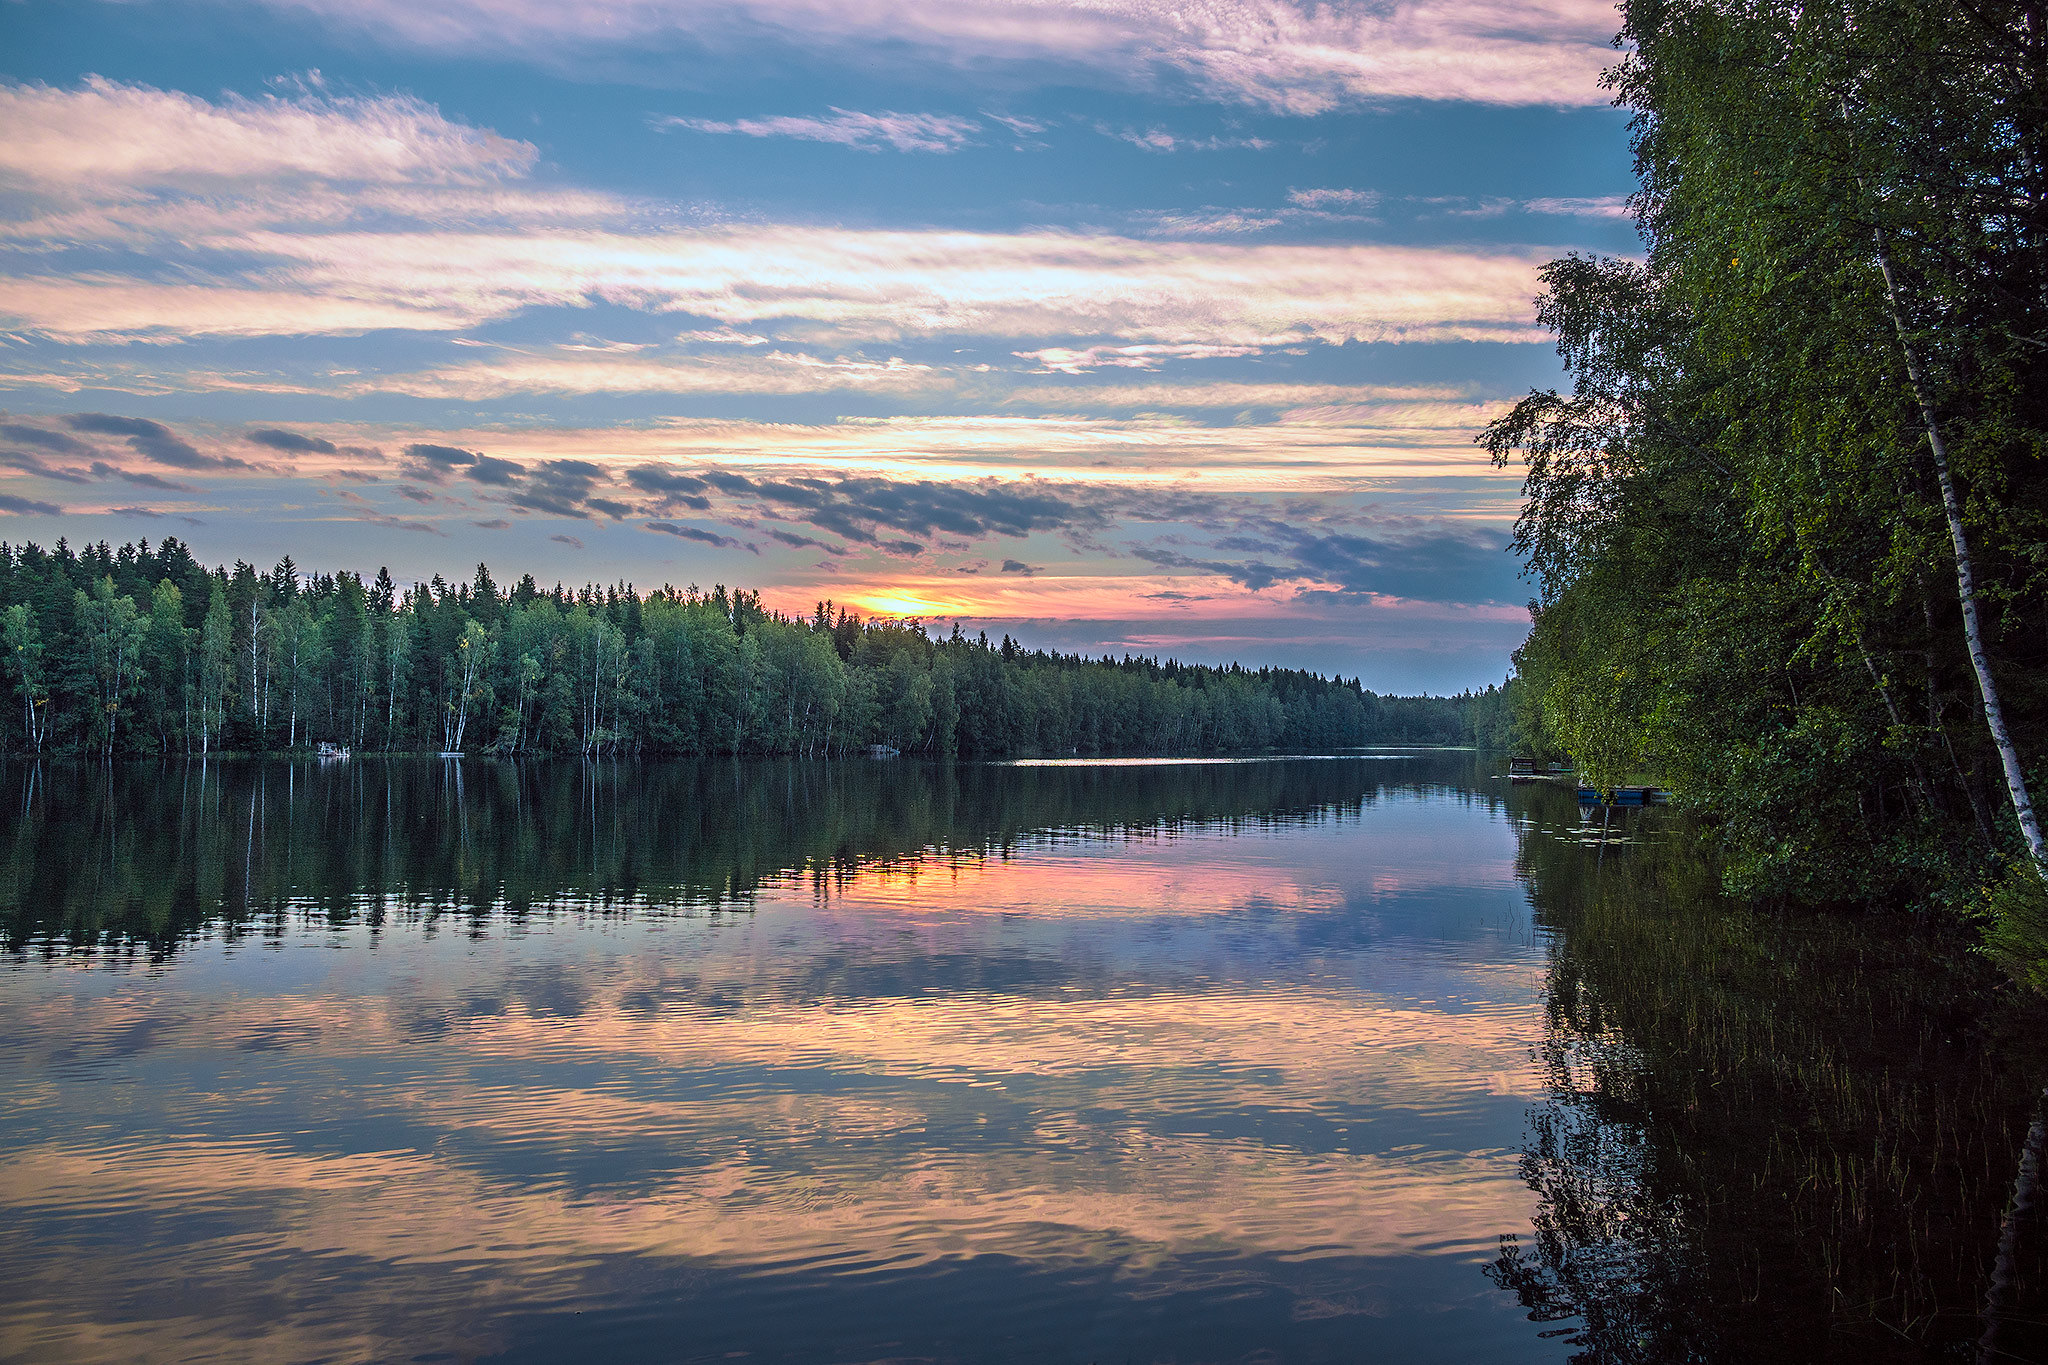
[0, 275, 478, 342]
[355, 352, 948, 400]
[218, 228, 1551, 345]
[1014, 343, 1269, 373]
[3, 227, 1550, 346]
[0, 77, 534, 193]
[655, 109, 981, 153]
[241, 0, 1622, 109]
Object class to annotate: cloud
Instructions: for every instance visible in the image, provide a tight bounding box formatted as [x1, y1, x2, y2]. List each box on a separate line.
[0, 77, 534, 193]
[0, 276, 477, 342]
[399, 441, 479, 481]
[626, 465, 713, 511]
[0, 72, 1553, 352]
[1133, 521, 1517, 604]
[89, 461, 200, 492]
[109, 505, 167, 519]
[645, 520, 745, 549]
[246, 426, 338, 454]
[1521, 195, 1634, 219]
[1288, 187, 1378, 209]
[1013, 343, 1268, 373]
[63, 412, 245, 469]
[655, 109, 980, 153]
[1000, 558, 1036, 574]
[0, 422, 94, 457]
[473, 518, 511, 529]
[223, 0, 1621, 110]
[0, 493, 62, 516]
[508, 459, 607, 518]
[765, 528, 841, 554]
[219, 227, 1550, 347]
[1097, 126, 1272, 153]
[362, 351, 949, 400]
[466, 454, 525, 485]
[1004, 381, 1470, 409]
[713, 472, 1101, 547]
[0, 449, 93, 483]
[549, 533, 585, 549]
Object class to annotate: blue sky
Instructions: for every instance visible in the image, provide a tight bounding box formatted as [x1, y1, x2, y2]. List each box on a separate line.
[0, 0, 1638, 691]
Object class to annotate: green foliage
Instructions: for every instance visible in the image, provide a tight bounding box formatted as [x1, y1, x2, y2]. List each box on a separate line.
[1484, 0, 2048, 927]
[0, 537, 1476, 757]
[1984, 862, 2048, 995]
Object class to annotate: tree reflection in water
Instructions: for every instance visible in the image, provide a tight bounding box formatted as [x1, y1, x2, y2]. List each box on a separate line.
[1495, 787, 2048, 1363]
[1, 754, 1423, 950]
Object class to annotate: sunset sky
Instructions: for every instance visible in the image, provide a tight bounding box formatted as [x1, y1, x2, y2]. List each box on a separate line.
[0, 0, 1639, 691]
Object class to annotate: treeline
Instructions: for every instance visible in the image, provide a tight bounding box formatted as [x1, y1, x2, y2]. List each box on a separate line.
[0, 536, 1471, 758]
[1482, 2, 2047, 937]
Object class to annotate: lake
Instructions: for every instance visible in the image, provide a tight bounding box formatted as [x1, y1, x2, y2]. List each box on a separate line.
[2, 753, 2043, 1363]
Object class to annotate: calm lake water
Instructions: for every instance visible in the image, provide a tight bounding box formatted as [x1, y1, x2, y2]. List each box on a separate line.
[2, 753, 2044, 1363]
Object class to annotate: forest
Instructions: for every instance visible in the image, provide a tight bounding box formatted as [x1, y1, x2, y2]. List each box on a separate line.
[0, 536, 1472, 760]
[1476, 0, 2048, 967]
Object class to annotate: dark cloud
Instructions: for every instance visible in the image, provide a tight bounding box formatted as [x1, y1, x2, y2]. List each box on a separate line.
[585, 497, 633, 520]
[881, 539, 924, 556]
[0, 450, 92, 484]
[1281, 529, 1515, 603]
[246, 427, 336, 455]
[110, 506, 166, 519]
[465, 454, 525, 486]
[625, 467, 712, 512]
[645, 520, 744, 550]
[712, 472, 1100, 548]
[473, 518, 511, 530]
[0, 493, 61, 516]
[0, 423, 93, 457]
[765, 528, 841, 554]
[404, 442, 479, 467]
[399, 442, 480, 482]
[63, 413, 243, 470]
[550, 534, 585, 550]
[626, 465, 709, 498]
[1131, 545, 1289, 591]
[1132, 524, 1517, 605]
[395, 485, 438, 504]
[90, 462, 198, 493]
[509, 459, 606, 519]
[1000, 559, 1037, 575]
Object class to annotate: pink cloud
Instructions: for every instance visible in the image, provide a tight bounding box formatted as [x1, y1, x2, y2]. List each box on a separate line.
[236, 0, 1623, 108]
[0, 77, 534, 192]
[656, 109, 981, 153]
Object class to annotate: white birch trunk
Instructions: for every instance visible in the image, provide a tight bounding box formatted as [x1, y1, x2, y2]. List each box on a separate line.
[1872, 241, 2047, 870]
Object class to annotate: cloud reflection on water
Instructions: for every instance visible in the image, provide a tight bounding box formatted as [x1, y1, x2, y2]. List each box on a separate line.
[0, 756, 1562, 1363]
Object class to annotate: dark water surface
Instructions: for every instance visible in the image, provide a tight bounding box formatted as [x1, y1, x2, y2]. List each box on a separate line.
[2, 754, 2044, 1363]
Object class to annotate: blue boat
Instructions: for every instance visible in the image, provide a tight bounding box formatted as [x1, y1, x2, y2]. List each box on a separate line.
[1578, 785, 1671, 807]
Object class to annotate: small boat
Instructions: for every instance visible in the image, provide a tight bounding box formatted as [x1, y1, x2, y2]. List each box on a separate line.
[1507, 756, 1538, 783]
[1578, 785, 1670, 807]
[315, 741, 349, 760]
[437, 750, 464, 758]
[866, 744, 900, 759]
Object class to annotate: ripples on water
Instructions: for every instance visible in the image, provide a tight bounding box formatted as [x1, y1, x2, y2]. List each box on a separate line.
[1, 754, 2044, 1363]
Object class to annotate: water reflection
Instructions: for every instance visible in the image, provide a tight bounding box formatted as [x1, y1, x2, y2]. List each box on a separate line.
[1, 753, 1559, 1364]
[1496, 787, 2048, 1363]
[2, 757, 2042, 1363]
[2, 754, 1494, 947]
